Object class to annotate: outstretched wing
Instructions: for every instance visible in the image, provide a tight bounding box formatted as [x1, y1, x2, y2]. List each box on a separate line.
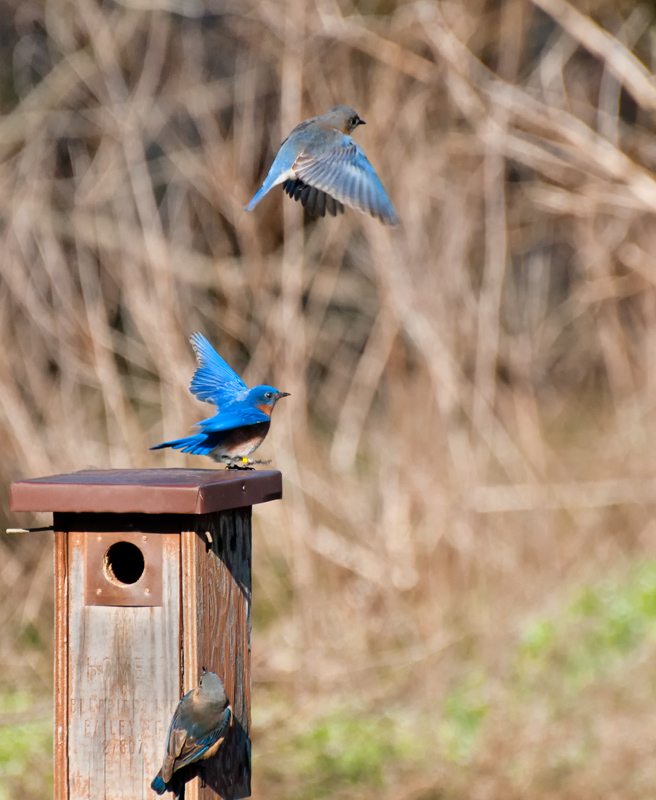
[189, 333, 247, 407]
[292, 139, 399, 225]
[282, 179, 345, 217]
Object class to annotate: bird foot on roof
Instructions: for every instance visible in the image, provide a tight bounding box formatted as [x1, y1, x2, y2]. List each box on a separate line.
[224, 457, 272, 470]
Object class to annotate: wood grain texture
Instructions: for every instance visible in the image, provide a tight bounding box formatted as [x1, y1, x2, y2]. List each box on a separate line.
[54, 531, 69, 800]
[181, 508, 252, 800]
[66, 530, 181, 800]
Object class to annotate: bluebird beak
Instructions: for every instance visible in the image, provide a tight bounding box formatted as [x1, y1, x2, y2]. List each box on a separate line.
[277, 391, 291, 400]
[357, 117, 365, 126]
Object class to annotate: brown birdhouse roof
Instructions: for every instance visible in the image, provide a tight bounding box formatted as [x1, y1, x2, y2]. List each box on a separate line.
[10, 468, 282, 515]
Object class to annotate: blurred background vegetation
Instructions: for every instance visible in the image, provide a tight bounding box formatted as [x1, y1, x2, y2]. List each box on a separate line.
[2, 0, 656, 797]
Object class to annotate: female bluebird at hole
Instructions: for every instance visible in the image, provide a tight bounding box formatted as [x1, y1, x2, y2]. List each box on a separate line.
[150, 333, 289, 469]
[244, 105, 399, 225]
[151, 669, 232, 798]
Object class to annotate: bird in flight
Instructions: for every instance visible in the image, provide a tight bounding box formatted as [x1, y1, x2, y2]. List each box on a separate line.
[244, 105, 398, 225]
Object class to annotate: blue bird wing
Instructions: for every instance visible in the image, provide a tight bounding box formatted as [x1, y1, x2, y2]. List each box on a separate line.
[189, 333, 247, 407]
[154, 693, 231, 793]
[196, 406, 270, 433]
[158, 693, 195, 783]
[173, 707, 232, 772]
[292, 139, 399, 225]
[282, 179, 345, 218]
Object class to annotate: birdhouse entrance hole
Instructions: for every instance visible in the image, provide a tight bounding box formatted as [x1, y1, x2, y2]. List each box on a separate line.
[103, 541, 145, 585]
[84, 530, 163, 607]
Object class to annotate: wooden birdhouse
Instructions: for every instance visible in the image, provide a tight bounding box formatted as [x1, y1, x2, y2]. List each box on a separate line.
[9, 468, 282, 800]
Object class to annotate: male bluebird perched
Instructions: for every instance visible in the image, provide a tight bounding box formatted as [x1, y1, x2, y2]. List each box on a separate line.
[244, 105, 399, 225]
[151, 670, 232, 798]
[151, 333, 289, 469]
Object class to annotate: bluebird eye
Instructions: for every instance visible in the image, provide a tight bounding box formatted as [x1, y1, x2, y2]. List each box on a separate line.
[265, 392, 273, 399]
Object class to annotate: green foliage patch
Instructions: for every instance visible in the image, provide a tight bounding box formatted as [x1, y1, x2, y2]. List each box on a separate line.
[438, 677, 489, 764]
[263, 707, 426, 799]
[517, 561, 656, 694]
[0, 692, 52, 800]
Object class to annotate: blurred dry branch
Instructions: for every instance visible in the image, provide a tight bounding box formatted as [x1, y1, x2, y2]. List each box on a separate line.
[2, 0, 656, 797]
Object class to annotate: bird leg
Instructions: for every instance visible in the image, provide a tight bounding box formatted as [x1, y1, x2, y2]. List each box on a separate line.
[224, 457, 273, 470]
[225, 458, 255, 471]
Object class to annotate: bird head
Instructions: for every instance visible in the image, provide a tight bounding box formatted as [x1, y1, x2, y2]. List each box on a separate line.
[323, 105, 366, 134]
[249, 385, 290, 417]
[198, 670, 228, 705]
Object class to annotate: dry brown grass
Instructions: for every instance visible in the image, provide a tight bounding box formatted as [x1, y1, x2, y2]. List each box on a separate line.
[2, 0, 656, 797]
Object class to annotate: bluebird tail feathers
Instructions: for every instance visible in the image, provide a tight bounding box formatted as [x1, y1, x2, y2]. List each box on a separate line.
[243, 182, 274, 212]
[151, 774, 168, 795]
[244, 105, 398, 225]
[243, 187, 264, 212]
[243, 140, 297, 211]
[150, 433, 216, 457]
[150, 767, 187, 798]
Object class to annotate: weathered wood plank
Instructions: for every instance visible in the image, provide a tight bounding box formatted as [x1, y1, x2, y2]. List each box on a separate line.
[54, 531, 68, 800]
[67, 530, 181, 800]
[181, 508, 252, 800]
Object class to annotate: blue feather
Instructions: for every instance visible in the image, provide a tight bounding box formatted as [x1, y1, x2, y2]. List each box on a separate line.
[150, 433, 217, 457]
[189, 333, 247, 406]
[244, 139, 298, 211]
[294, 141, 398, 225]
[196, 406, 270, 433]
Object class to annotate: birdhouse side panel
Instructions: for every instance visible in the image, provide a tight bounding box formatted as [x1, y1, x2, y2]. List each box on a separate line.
[66, 531, 181, 800]
[181, 507, 252, 800]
